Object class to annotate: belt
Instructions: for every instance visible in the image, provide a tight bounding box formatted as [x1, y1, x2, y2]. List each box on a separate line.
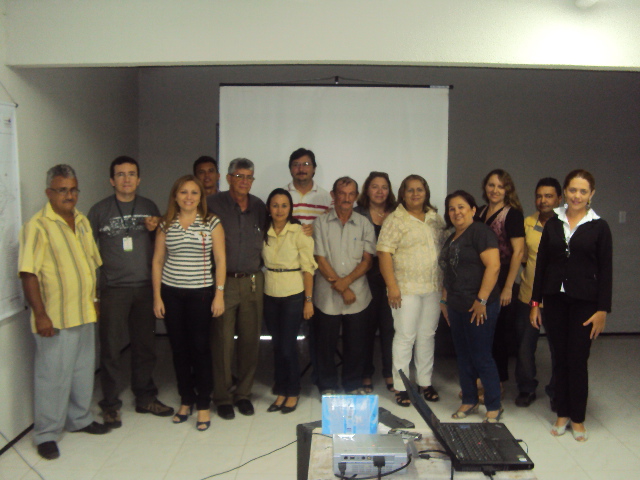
[226, 272, 257, 278]
[266, 267, 301, 273]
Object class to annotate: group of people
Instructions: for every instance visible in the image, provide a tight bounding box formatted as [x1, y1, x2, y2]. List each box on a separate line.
[18, 148, 612, 460]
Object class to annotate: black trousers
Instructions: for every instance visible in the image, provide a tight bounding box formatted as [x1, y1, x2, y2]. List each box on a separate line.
[162, 284, 214, 410]
[543, 293, 595, 423]
[313, 307, 369, 392]
[99, 286, 158, 411]
[362, 274, 394, 380]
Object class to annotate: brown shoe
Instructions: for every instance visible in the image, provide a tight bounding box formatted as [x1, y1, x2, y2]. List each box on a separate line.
[102, 409, 122, 428]
[135, 399, 175, 417]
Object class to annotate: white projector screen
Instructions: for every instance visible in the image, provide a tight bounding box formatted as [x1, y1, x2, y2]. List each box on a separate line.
[219, 86, 449, 211]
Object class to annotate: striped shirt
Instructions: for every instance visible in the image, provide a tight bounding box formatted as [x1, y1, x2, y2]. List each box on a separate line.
[287, 181, 332, 225]
[18, 203, 102, 333]
[161, 214, 221, 288]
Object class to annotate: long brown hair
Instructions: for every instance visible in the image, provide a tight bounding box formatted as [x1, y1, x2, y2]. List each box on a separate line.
[356, 171, 397, 212]
[160, 175, 209, 230]
[397, 174, 436, 213]
[481, 169, 523, 212]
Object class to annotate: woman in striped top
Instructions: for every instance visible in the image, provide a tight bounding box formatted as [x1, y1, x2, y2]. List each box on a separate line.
[152, 175, 226, 431]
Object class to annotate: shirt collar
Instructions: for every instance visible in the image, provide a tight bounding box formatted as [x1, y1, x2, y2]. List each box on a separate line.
[554, 206, 600, 224]
[328, 207, 355, 225]
[288, 181, 318, 194]
[44, 202, 79, 222]
[267, 221, 298, 237]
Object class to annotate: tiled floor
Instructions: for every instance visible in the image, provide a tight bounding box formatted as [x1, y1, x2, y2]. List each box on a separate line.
[1, 335, 639, 480]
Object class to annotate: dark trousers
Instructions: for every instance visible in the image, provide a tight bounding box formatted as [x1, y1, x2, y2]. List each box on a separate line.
[161, 284, 213, 410]
[264, 293, 304, 397]
[363, 274, 394, 379]
[313, 307, 369, 392]
[449, 301, 502, 411]
[99, 286, 158, 411]
[492, 293, 515, 382]
[212, 272, 263, 406]
[543, 293, 595, 423]
[514, 299, 557, 396]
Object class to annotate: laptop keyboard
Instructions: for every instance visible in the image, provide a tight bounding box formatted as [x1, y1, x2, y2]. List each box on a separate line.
[439, 424, 502, 462]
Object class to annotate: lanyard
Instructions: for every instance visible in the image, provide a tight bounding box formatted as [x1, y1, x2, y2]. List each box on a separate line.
[114, 195, 137, 234]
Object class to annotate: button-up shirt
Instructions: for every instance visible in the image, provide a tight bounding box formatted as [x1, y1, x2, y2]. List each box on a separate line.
[312, 209, 376, 315]
[376, 204, 445, 295]
[207, 191, 266, 273]
[262, 222, 317, 297]
[287, 181, 332, 225]
[18, 203, 102, 333]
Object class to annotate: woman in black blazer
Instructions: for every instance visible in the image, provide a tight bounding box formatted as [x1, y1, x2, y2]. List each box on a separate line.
[530, 169, 612, 442]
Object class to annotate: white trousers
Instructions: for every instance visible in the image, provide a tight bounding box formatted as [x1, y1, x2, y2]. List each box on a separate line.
[33, 323, 96, 444]
[391, 292, 440, 390]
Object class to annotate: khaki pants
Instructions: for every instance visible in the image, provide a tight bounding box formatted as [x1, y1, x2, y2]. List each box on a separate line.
[211, 272, 264, 406]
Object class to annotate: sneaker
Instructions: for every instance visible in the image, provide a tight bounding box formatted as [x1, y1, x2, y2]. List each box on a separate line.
[102, 409, 122, 428]
[135, 399, 175, 417]
[71, 421, 110, 435]
[37, 441, 60, 460]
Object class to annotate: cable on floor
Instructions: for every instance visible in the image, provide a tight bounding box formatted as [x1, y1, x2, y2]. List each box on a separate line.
[0, 429, 47, 480]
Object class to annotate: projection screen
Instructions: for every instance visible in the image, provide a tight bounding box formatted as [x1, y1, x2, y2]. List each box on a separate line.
[219, 85, 449, 210]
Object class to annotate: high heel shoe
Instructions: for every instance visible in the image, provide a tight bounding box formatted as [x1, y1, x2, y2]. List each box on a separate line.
[452, 404, 479, 419]
[196, 409, 211, 432]
[483, 407, 504, 423]
[267, 397, 287, 413]
[281, 396, 299, 414]
[172, 405, 193, 424]
[550, 419, 569, 436]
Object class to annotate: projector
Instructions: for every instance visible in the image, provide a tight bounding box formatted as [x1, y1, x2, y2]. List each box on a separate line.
[333, 434, 409, 476]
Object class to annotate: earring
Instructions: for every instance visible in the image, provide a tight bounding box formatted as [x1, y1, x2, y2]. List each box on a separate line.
[587, 199, 591, 210]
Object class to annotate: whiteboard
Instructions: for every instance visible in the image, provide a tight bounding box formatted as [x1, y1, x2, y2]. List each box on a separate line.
[0, 102, 24, 322]
[219, 86, 449, 209]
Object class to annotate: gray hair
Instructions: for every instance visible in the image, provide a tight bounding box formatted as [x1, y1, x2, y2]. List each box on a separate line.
[227, 158, 254, 175]
[46, 164, 77, 187]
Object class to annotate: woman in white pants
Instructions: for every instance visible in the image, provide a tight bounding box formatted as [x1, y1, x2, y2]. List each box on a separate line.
[378, 175, 446, 406]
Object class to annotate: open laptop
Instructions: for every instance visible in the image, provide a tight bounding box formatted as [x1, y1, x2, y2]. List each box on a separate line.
[399, 369, 534, 473]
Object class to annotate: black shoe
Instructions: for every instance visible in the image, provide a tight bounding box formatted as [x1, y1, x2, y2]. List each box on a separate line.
[267, 398, 286, 413]
[235, 399, 255, 416]
[102, 409, 122, 429]
[37, 441, 60, 460]
[135, 399, 175, 417]
[281, 397, 299, 414]
[217, 404, 235, 420]
[515, 392, 537, 407]
[71, 421, 110, 435]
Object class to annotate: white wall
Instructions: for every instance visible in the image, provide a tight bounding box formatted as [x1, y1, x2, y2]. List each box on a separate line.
[0, 2, 139, 440]
[6, 0, 640, 70]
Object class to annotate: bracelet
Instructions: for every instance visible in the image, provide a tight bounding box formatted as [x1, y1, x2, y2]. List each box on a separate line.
[529, 300, 539, 307]
[439, 299, 448, 305]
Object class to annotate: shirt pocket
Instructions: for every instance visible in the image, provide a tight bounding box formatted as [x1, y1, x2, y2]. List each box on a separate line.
[349, 239, 365, 261]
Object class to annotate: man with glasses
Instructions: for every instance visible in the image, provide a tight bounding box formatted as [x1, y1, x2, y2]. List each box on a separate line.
[88, 156, 173, 429]
[19, 165, 110, 460]
[207, 158, 266, 419]
[287, 148, 331, 225]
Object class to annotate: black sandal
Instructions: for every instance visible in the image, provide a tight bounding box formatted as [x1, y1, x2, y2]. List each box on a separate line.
[395, 391, 411, 407]
[422, 385, 440, 402]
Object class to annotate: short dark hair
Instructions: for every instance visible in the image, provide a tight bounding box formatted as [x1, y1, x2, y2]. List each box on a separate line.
[289, 148, 316, 169]
[535, 177, 562, 197]
[444, 190, 478, 228]
[193, 156, 218, 175]
[397, 174, 436, 213]
[110, 156, 140, 179]
[356, 171, 397, 212]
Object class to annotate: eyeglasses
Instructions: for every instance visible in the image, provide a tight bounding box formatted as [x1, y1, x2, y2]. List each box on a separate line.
[230, 174, 255, 181]
[114, 172, 138, 178]
[291, 162, 312, 168]
[49, 187, 80, 196]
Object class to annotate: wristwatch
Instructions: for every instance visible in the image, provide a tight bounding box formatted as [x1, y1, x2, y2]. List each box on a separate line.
[305, 296, 313, 303]
[217, 285, 225, 291]
[476, 297, 487, 306]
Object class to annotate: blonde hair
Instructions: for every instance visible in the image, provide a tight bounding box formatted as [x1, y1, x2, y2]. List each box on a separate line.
[160, 175, 209, 230]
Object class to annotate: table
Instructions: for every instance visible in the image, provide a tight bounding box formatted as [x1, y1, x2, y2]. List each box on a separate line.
[307, 428, 538, 480]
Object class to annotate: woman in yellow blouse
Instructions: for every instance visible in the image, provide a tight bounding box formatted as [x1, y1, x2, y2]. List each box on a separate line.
[262, 188, 317, 414]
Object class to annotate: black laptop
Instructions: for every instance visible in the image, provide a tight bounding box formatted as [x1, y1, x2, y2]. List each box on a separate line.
[399, 370, 534, 473]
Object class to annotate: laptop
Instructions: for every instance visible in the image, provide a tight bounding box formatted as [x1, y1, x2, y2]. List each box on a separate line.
[398, 369, 534, 473]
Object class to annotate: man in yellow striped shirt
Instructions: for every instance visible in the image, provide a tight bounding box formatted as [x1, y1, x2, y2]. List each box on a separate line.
[19, 164, 110, 461]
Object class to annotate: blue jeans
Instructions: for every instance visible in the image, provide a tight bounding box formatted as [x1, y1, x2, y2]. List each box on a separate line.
[448, 301, 502, 411]
[263, 293, 304, 397]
